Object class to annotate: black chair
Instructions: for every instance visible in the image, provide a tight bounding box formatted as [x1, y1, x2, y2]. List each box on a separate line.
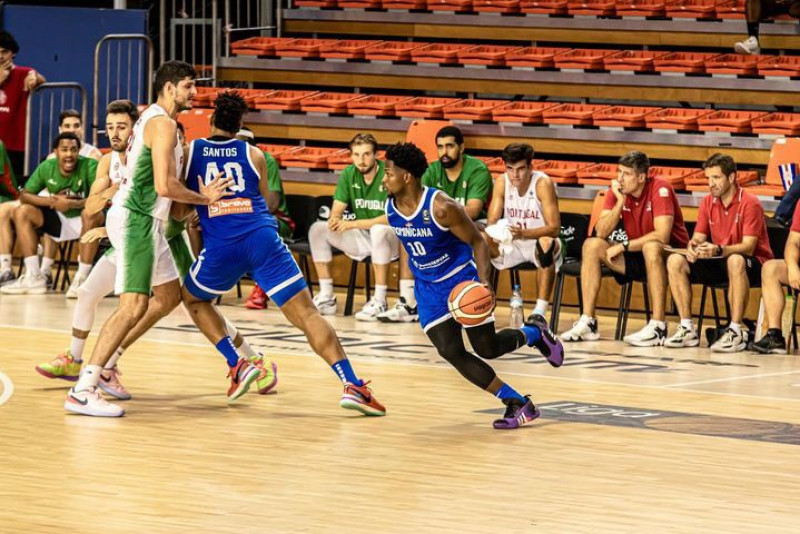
[53, 240, 75, 292]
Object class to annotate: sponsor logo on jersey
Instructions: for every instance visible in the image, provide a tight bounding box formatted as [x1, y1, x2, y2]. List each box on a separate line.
[658, 187, 669, 198]
[422, 209, 431, 224]
[354, 198, 385, 211]
[0, 89, 7, 106]
[208, 197, 254, 218]
[393, 226, 433, 238]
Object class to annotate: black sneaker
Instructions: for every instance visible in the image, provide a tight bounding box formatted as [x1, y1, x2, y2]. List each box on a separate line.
[748, 329, 788, 355]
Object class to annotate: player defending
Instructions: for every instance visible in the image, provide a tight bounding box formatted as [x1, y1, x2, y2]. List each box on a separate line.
[179, 91, 385, 416]
[64, 61, 231, 416]
[382, 142, 564, 429]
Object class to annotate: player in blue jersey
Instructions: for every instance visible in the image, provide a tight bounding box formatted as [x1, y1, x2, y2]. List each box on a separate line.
[180, 92, 385, 415]
[381, 142, 564, 429]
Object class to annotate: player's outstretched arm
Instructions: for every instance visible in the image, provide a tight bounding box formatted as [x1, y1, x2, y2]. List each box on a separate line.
[435, 193, 493, 287]
[84, 153, 117, 216]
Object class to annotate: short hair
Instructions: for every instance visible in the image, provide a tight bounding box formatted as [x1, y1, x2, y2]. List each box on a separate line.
[385, 142, 428, 180]
[501, 143, 534, 165]
[52, 132, 81, 151]
[0, 31, 19, 54]
[59, 109, 81, 127]
[702, 153, 737, 178]
[618, 151, 650, 176]
[106, 99, 139, 123]
[212, 91, 248, 134]
[435, 126, 464, 146]
[349, 133, 378, 152]
[153, 60, 197, 96]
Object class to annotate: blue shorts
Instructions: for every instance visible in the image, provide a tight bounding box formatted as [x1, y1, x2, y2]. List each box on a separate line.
[416, 262, 494, 333]
[184, 226, 307, 307]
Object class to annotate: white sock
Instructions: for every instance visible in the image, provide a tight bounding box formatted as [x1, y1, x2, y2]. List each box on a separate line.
[319, 278, 334, 298]
[400, 279, 416, 306]
[74, 364, 102, 391]
[680, 318, 694, 330]
[105, 347, 125, 369]
[224, 318, 258, 359]
[533, 299, 548, 317]
[729, 322, 742, 335]
[77, 262, 92, 278]
[0, 254, 11, 272]
[41, 257, 54, 274]
[581, 314, 595, 324]
[69, 337, 86, 362]
[24, 256, 40, 277]
[650, 320, 666, 330]
[374, 284, 388, 303]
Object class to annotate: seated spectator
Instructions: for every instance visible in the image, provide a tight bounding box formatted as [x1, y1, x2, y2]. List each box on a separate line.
[0, 30, 46, 179]
[666, 154, 773, 353]
[1, 132, 97, 295]
[561, 151, 689, 346]
[735, 0, 800, 54]
[47, 109, 103, 161]
[483, 143, 562, 319]
[0, 139, 20, 285]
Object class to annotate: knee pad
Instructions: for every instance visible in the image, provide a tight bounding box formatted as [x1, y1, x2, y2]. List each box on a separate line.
[536, 240, 556, 268]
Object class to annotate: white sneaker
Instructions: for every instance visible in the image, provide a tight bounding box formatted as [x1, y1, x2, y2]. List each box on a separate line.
[664, 325, 700, 348]
[0, 270, 15, 286]
[710, 328, 747, 353]
[560, 316, 601, 342]
[376, 297, 419, 323]
[623, 322, 666, 347]
[66, 271, 88, 299]
[355, 298, 387, 322]
[0, 272, 47, 295]
[734, 36, 760, 55]
[312, 293, 337, 315]
[64, 386, 125, 417]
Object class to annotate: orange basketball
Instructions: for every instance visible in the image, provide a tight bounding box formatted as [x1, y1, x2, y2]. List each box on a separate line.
[448, 281, 495, 326]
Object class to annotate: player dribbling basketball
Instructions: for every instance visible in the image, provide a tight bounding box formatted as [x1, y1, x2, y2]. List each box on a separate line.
[381, 142, 565, 429]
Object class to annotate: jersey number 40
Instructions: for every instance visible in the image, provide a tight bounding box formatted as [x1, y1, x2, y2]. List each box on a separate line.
[204, 162, 246, 193]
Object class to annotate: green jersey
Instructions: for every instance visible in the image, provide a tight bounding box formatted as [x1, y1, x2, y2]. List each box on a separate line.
[421, 154, 492, 219]
[24, 156, 97, 218]
[0, 141, 18, 203]
[333, 161, 387, 220]
[264, 151, 293, 238]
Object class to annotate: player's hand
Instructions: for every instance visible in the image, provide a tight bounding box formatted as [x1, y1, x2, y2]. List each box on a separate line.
[789, 266, 800, 291]
[24, 69, 39, 91]
[695, 242, 716, 259]
[80, 227, 108, 244]
[198, 172, 234, 204]
[509, 226, 525, 240]
[611, 179, 625, 202]
[188, 210, 200, 228]
[51, 195, 72, 212]
[481, 282, 497, 312]
[606, 243, 624, 263]
[327, 217, 342, 231]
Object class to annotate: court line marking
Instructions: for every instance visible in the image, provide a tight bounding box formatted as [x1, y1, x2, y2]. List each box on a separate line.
[0, 371, 14, 406]
[2, 322, 800, 404]
[665, 370, 800, 388]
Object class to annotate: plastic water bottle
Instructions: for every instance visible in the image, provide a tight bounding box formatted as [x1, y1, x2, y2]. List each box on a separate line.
[510, 285, 524, 328]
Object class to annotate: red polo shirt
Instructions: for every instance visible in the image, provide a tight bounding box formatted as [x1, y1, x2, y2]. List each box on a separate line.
[695, 187, 773, 264]
[0, 66, 33, 152]
[603, 178, 689, 247]
[790, 202, 800, 234]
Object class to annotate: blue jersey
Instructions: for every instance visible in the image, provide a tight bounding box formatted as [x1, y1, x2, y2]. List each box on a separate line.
[185, 137, 277, 243]
[386, 187, 474, 283]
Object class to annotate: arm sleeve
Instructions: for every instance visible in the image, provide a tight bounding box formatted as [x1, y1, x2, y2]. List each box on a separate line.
[651, 184, 676, 217]
[695, 199, 710, 236]
[602, 189, 616, 210]
[333, 167, 352, 206]
[741, 199, 765, 237]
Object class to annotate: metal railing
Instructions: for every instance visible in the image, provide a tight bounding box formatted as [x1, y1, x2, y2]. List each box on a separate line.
[23, 82, 87, 176]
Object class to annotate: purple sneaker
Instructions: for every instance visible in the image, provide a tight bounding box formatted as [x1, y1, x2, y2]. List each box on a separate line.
[493, 396, 540, 430]
[523, 314, 564, 368]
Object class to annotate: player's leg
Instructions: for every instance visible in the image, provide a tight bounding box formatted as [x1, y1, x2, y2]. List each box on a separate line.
[355, 224, 397, 321]
[750, 259, 789, 354]
[532, 236, 561, 318]
[66, 209, 105, 298]
[623, 241, 668, 347]
[377, 245, 419, 323]
[735, 0, 763, 54]
[2, 204, 46, 294]
[308, 220, 338, 313]
[560, 237, 616, 341]
[711, 255, 754, 353]
[665, 254, 704, 348]
[41, 235, 57, 284]
[0, 201, 18, 285]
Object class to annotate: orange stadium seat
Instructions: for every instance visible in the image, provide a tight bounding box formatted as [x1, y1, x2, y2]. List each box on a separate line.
[231, 37, 294, 57]
[649, 166, 701, 189]
[347, 95, 415, 117]
[256, 145, 301, 164]
[294, 0, 338, 5]
[567, 0, 617, 15]
[714, 0, 746, 19]
[473, 0, 522, 12]
[603, 50, 669, 72]
[318, 40, 384, 60]
[615, 0, 666, 16]
[426, 0, 473, 10]
[685, 170, 759, 191]
[491, 101, 559, 123]
[458, 45, 522, 67]
[192, 87, 221, 108]
[742, 184, 786, 197]
[177, 108, 213, 141]
[406, 120, 452, 161]
[520, 0, 569, 13]
[553, 48, 617, 70]
[765, 137, 800, 190]
[478, 156, 506, 176]
[299, 92, 367, 114]
[757, 56, 800, 77]
[254, 90, 320, 111]
[592, 106, 661, 128]
[705, 54, 768, 75]
[281, 147, 349, 170]
[751, 113, 800, 136]
[696, 110, 769, 133]
[382, 0, 428, 7]
[577, 163, 617, 186]
[542, 103, 611, 126]
[364, 41, 428, 62]
[395, 97, 462, 119]
[505, 47, 570, 69]
[411, 44, 478, 65]
[534, 160, 594, 184]
[274, 38, 338, 59]
[664, 0, 717, 18]
[339, 0, 383, 6]
[327, 151, 354, 171]
[442, 99, 510, 121]
[653, 52, 722, 74]
[644, 108, 715, 131]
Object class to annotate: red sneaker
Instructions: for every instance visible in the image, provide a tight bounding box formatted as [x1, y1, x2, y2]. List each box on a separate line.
[245, 284, 268, 309]
[339, 381, 386, 416]
[227, 358, 260, 403]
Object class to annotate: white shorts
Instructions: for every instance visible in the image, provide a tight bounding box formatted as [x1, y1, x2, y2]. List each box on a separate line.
[491, 238, 564, 271]
[51, 211, 83, 242]
[309, 221, 400, 264]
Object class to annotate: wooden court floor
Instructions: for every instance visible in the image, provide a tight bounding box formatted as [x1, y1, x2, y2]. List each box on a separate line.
[0, 292, 799, 533]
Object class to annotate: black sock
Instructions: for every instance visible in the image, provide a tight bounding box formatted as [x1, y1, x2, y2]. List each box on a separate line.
[747, 22, 759, 39]
[767, 328, 783, 338]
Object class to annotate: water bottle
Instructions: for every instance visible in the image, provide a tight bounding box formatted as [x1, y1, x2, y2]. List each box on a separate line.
[509, 285, 524, 328]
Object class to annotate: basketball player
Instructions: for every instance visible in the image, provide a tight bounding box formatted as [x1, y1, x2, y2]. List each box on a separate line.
[47, 109, 103, 161]
[64, 61, 232, 417]
[484, 143, 562, 318]
[176, 91, 385, 416]
[382, 142, 564, 429]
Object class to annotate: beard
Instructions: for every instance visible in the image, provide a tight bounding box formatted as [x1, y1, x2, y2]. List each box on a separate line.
[440, 154, 460, 169]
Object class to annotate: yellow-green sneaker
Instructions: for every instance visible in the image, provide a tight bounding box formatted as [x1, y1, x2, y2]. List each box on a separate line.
[251, 354, 278, 395]
[36, 351, 82, 382]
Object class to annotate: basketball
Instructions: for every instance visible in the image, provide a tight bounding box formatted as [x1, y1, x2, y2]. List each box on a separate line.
[448, 281, 495, 326]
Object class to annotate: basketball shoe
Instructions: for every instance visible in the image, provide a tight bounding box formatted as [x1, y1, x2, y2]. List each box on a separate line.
[493, 396, 540, 430]
[64, 386, 125, 417]
[227, 358, 261, 402]
[523, 314, 564, 367]
[98, 366, 132, 400]
[36, 351, 82, 381]
[560, 315, 600, 342]
[250, 354, 278, 394]
[377, 297, 419, 323]
[339, 381, 386, 416]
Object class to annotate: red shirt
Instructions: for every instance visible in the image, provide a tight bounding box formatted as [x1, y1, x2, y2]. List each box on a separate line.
[0, 66, 33, 152]
[695, 187, 773, 264]
[603, 178, 689, 247]
[790, 202, 800, 233]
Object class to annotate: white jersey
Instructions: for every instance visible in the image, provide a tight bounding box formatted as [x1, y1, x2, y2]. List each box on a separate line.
[109, 151, 126, 185]
[116, 103, 182, 221]
[503, 171, 552, 230]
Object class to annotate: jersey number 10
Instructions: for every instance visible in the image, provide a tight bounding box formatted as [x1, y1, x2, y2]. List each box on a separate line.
[204, 162, 245, 193]
[408, 241, 427, 257]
